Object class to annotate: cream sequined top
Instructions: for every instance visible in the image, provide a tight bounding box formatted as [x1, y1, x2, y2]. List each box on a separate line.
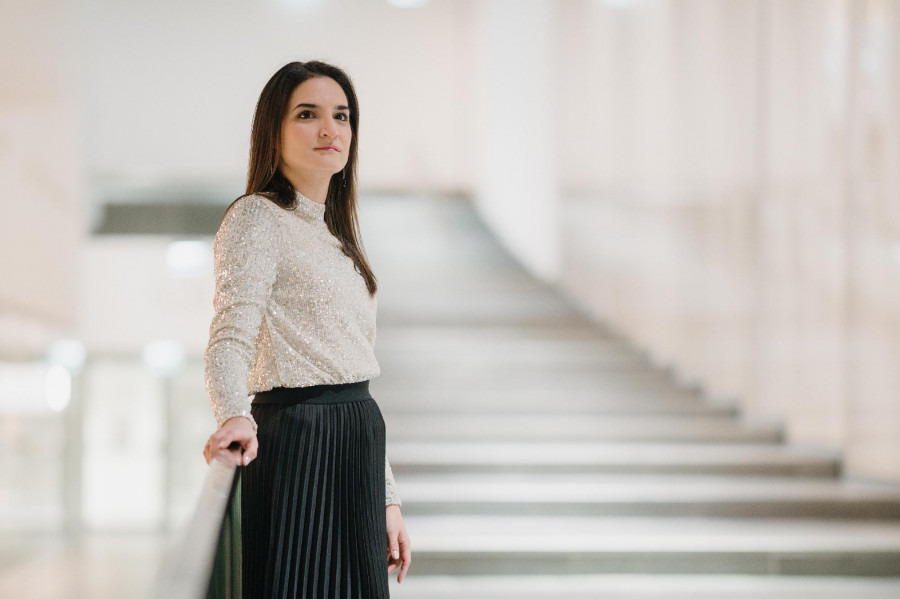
[204, 190, 401, 506]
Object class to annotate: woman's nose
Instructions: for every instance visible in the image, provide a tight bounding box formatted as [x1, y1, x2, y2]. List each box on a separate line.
[320, 119, 338, 138]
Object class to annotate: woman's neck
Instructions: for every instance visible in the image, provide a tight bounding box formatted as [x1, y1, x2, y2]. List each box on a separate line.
[283, 170, 332, 205]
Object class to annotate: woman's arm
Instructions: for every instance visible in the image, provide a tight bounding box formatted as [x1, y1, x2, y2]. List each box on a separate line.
[204, 195, 281, 431]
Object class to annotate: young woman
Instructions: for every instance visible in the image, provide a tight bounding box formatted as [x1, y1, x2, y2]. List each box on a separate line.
[201, 60, 411, 598]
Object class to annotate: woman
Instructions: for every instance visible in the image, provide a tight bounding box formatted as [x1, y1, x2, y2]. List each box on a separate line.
[201, 60, 411, 598]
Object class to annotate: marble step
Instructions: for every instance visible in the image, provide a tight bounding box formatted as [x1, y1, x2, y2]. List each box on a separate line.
[372, 383, 734, 415]
[388, 574, 900, 599]
[375, 372, 705, 405]
[377, 293, 585, 326]
[384, 412, 782, 443]
[387, 442, 841, 477]
[394, 473, 900, 519]
[377, 323, 624, 345]
[377, 350, 651, 372]
[375, 325, 647, 370]
[375, 364, 696, 391]
[400, 515, 900, 576]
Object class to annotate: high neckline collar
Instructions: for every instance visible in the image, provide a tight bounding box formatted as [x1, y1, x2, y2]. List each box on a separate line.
[293, 189, 326, 221]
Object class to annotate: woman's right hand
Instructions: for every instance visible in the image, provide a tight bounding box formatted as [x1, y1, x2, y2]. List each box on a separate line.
[203, 416, 258, 467]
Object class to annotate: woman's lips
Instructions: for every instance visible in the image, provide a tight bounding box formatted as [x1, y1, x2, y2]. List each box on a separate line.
[314, 146, 339, 151]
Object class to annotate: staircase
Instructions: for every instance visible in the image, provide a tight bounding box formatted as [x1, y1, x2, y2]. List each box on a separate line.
[362, 194, 900, 598]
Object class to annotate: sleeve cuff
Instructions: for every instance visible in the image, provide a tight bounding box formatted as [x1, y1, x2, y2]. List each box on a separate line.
[386, 490, 402, 507]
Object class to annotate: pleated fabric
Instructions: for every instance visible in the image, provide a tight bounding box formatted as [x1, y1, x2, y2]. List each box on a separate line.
[241, 381, 389, 599]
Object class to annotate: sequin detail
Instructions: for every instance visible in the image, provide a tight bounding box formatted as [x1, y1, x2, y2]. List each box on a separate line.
[204, 191, 401, 506]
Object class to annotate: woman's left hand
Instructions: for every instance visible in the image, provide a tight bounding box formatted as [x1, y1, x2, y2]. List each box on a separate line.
[386, 504, 411, 583]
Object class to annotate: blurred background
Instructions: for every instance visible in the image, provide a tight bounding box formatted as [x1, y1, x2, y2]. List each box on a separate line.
[3, 0, 900, 597]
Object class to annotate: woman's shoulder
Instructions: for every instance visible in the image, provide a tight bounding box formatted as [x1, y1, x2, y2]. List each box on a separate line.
[219, 193, 289, 229]
[225, 192, 283, 218]
[215, 193, 287, 246]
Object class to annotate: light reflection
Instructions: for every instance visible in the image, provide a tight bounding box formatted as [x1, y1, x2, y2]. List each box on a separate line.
[46, 339, 86, 374]
[598, 0, 644, 9]
[45, 365, 71, 413]
[142, 340, 186, 377]
[276, 0, 326, 10]
[0, 364, 55, 415]
[165, 240, 211, 279]
[388, 0, 430, 7]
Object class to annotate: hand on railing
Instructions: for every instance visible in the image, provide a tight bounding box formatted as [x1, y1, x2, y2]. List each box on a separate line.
[203, 416, 258, 466]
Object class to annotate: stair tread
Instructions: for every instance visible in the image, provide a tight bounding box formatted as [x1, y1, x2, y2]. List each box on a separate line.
[384, 413, 780, 441]
[388, 442, 840, 465]
[402, 515, 900, 551]
[388, 574, 900, 599]
[396, 473, 900, 503]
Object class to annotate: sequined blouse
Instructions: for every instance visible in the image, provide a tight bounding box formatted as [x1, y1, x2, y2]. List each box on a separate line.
[204, 190, 401, 506]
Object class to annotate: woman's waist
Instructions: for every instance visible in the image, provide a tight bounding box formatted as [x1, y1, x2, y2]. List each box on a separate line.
[252, 380, 372, 405]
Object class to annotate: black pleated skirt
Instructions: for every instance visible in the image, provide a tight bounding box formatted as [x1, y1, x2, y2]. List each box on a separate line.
[241, 380, 389, 599]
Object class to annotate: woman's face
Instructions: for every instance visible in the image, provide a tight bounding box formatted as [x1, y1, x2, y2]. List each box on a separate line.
[279, 76, 352, 185]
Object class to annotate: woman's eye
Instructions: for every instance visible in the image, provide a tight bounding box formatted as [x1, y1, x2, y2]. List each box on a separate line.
[335, 113, 349, 121]
[298, 110, 313, 119]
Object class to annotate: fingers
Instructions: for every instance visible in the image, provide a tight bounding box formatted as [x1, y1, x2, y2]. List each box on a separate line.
[243, 435, 259, 466]
[389, 536, 400, 566]
[202, 430, 233, 465]
[386, 517, 401, 575]
[216, 429, 235, 449]
[214, 445, 242, 466]
[386, 519, 411, 583]
[398, 534, 412, 583]
[386, 527, 399, 575]
[203, 434, 257, 468]
[202, 436, 223, 465]
[203, 418, 260, 468]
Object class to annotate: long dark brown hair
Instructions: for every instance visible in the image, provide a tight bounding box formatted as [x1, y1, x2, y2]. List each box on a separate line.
[226, 60, 377, 296]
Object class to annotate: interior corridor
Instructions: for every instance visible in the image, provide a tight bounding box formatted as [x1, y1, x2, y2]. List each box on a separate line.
[5, 1, 900, 595]
[9, 194, 899, 598]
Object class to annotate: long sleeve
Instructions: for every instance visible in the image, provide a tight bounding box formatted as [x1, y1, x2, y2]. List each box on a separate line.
[204, 196, 281, 429]
[386, 454, 401, 506]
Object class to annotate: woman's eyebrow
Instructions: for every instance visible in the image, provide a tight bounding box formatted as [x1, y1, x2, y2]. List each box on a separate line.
[294, 103, 350, 111]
